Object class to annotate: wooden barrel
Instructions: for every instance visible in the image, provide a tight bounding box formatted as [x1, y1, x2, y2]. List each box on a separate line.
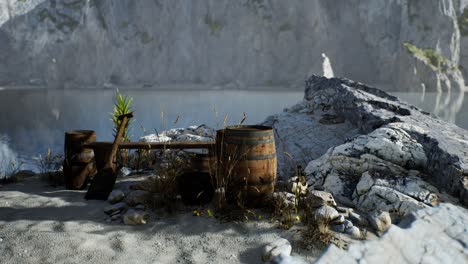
[222, 125, 276, 208]
[64, 130, 96, 190]
[177, 153, 215, 205]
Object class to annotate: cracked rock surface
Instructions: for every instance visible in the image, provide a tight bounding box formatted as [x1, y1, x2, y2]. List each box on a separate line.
[315, 203, 468, 264]
[263, 76, 468, 208]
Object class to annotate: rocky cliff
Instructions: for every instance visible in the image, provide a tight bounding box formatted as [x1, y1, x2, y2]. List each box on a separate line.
[0, 0, 466, 91]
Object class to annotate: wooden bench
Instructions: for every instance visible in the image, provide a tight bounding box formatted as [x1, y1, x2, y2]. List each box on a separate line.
[84, 141, 215, 150]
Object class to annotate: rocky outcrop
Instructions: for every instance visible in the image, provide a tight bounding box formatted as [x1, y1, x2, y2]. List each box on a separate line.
[263, 76, 468, 209]
[315, 203, 468, 264]
[0, 0, 465, 92]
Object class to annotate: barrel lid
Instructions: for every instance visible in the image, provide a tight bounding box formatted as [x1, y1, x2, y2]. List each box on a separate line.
[65, 130, 96, 135]
[225, 125, 273, 137]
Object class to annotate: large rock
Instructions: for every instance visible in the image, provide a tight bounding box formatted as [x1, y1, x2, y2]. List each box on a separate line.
[315, 203, 468, 263]
[0, 1, 464, 94]
[307, 190, 337, 208]
[264, 76, 468, 210]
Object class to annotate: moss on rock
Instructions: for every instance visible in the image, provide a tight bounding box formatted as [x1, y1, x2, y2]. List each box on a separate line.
[402, 42, 451, 71]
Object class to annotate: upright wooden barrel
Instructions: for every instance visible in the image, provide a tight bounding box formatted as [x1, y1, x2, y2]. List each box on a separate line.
[222, 125, 277, 208]
[64, 130, 96, 190]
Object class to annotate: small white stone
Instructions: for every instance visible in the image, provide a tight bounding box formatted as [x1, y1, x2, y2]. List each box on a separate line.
[345, 226, 361, 239]
[313, 205, 340, 222]
[368, 210, 392, 234]
[262, 238, 292, 262]
[123, 209, 148, 225]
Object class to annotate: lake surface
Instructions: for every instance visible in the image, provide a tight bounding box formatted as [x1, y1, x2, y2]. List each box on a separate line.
[0, 89, 466, 171]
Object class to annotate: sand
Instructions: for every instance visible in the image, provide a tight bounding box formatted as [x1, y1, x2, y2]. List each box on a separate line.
[0, 176, 319, 264]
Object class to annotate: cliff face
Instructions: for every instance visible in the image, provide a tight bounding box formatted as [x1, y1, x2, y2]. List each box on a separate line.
[0, 0, 466, 91]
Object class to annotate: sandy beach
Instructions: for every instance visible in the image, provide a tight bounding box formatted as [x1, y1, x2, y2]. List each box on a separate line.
[0, 175, 319, 264]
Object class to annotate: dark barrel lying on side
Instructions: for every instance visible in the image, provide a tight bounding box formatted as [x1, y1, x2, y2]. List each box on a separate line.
[177, 152, 215, 205]
[63, 130, 96, 190]
[221, 125, 277, 208]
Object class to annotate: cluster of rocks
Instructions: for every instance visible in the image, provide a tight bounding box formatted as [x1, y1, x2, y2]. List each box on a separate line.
[316, 203, 468, 263]
[140, 124, 215, 143]
[103, 188, 149, 225]
[263, 76, 468, 220]
[273, 188, 391, 240]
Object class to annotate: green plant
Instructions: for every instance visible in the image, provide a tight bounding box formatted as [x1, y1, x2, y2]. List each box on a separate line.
[402, 42, 451, 71]
[110, 89, 134, 142]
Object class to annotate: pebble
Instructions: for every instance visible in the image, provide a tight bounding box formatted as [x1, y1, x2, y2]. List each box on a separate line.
[308, 190, 337, 208]
[107, 190, 125, 204]
[123, 209, 149, 225]
[368, 210, 392, 234]
[331, 224, 345, 233]
[343, 220, 354, 229]
[345, 226, 362, 239]
[313, 205, 340, 222]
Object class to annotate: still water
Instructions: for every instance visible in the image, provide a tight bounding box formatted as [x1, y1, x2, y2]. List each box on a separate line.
[0, 89, 466, 170]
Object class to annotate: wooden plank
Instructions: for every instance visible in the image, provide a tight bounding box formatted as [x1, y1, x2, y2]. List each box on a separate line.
[84, 141, 215, 150]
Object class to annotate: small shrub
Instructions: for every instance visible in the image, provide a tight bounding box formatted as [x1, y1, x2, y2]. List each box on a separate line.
[34, 148, 64, 186]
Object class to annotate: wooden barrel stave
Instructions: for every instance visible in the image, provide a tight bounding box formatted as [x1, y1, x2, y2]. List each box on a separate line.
[222, 125, 277, 208]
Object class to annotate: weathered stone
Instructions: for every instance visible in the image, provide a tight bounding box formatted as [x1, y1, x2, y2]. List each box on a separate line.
[262, 75, 467, 208]
[313, 206, 340, 222]
[345, 226, 361, 239]
[331, 224, 345, 233]
[343, 220, 354, 229]
[123, 209, 148, 225]
[355, 172, 374, 196]
[332, 215, 345, 225]
[349, 212, 369, 227]
[368, 211, 392, 234]
[107, 189, 125, 204]
[104, 202, 127, 215]
[262, 238, 292, 263]
[307, 190, 337, 208]
[316, 203, 468, 263]
[125, 190, 149, 206]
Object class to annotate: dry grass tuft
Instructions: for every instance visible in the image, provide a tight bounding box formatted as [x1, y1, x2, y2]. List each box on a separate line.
[301, 219, 348, 250]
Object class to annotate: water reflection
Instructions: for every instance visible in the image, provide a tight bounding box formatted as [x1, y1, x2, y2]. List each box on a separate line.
[392, 91, 468, 128]
[0, 89, 466, 171]
[0, 89, 303, 159]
